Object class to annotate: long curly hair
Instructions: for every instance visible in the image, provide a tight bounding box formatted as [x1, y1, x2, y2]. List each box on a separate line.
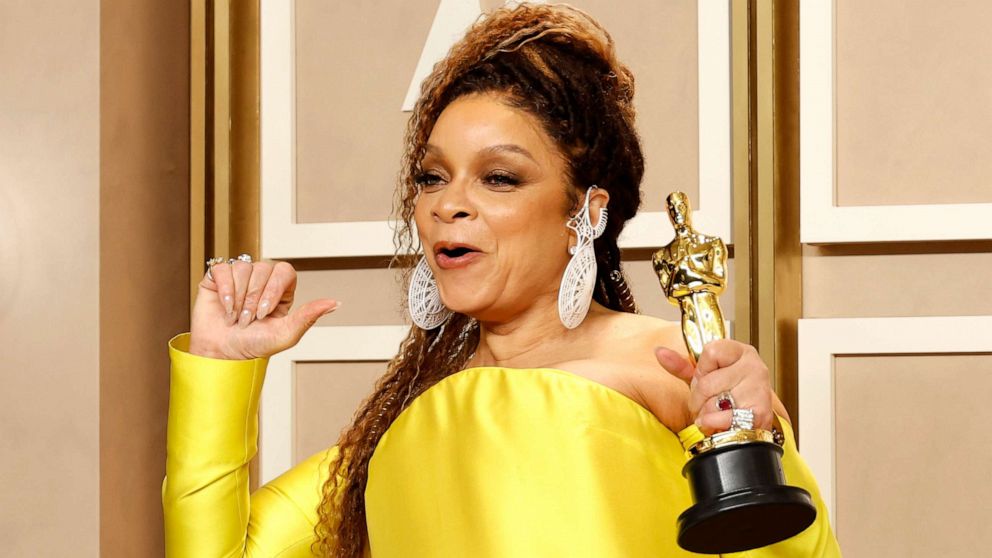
[313, 4, 645, 556]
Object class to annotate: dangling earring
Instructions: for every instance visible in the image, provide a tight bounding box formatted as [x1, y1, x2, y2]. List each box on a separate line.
[408, 256, 452, 329]
[558, 186, 608, 329]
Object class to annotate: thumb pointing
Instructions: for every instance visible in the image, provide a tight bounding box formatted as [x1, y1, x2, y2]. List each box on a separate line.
[654, 347, 696, 385]
[287, 299, 339, 339]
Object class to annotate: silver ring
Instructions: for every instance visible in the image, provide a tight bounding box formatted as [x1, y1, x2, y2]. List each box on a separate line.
[716, 391, 735, 412]
[227, 253, 253, 265]
[730, 408, 755, 431]
[205, 256, 226, 281]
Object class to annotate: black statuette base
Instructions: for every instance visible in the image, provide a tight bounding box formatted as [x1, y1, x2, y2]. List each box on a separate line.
[677, 441, 817, 554]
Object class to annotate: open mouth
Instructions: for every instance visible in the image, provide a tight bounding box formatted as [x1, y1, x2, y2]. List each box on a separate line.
[434, 243, 482, 269]
[439, 246, 474, 258]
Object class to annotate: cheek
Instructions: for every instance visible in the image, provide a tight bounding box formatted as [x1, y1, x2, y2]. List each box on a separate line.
[491, 208, 569, 267]
[412, 198, 431, 241]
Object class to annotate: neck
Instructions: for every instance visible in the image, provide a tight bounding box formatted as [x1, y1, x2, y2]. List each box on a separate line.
[469, 292, 596, 369]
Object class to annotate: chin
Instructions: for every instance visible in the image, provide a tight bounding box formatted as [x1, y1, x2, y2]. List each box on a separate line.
[437, 290, 493, 319]
[440, 299, 487, 319]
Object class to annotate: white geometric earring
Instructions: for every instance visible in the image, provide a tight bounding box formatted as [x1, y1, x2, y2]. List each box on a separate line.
[558, 186, 608, 329]
[408, 256, 452, 329]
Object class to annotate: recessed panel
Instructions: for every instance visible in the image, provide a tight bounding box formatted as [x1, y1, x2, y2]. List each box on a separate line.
[835, 0, 992, 206]
[802, 248, 992, 318]
[294, 361, 388, 464]
[566, 0, 700, 211]
[295, 0, 438, 224]
[297, 267, 408, 327]
[294, 0, 701, 224]
[834, 354, 992, 557]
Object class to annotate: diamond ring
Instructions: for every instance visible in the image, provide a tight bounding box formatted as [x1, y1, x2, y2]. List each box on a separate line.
[730, 408, 755, 431]
[205, 256, 225, 281]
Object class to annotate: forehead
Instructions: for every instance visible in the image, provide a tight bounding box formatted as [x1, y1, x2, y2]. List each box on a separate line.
[426, 94, 560, 163]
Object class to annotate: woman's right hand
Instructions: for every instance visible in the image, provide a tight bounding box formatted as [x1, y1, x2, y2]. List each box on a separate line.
[188, 259, 339, 360]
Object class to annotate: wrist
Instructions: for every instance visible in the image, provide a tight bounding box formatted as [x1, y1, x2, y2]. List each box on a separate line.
[188, 337, 238, 360]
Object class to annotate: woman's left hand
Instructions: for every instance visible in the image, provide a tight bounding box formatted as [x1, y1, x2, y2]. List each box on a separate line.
[655, 339, 775, 436]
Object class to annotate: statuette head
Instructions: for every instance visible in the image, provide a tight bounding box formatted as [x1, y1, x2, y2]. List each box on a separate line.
[666, 191, 692, 228]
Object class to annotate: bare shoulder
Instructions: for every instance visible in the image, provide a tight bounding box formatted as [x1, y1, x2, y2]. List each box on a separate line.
[597, 312, 687, 361]
[557, 312, 692, 432]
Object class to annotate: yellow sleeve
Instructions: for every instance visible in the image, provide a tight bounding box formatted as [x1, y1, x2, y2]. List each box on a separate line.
[163, 333, 336, 558]
[678, 418, 842, 557]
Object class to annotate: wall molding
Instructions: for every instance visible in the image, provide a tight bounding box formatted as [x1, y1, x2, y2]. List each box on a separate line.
[260, 325, 409, 483]
[260, 0, 732, 259]
[797, 315, 992, 527]
[799, 0, 992, 244]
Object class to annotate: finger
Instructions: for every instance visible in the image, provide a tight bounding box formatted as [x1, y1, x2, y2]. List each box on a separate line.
[238, 262, 274, 329]
[258, 261, 297, 320]
[282, 299, 339, 344]
[696, 410, 733, 436]
[208, 263, 236, 320]
[654, 347, 696, 385]
[698, 395, 772, 429]
[695, 339, 749, 376]
[230, 260, 253, 326]
[688, 359, 750, 416]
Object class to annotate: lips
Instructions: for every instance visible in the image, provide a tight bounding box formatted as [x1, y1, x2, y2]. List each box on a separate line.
[433, 242, 482, 270]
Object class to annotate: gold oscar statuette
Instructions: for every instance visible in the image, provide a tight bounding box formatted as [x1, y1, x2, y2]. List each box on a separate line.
[653, 191, 815, 554]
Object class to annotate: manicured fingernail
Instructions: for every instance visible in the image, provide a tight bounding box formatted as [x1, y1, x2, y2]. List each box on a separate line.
[226, 311, 237, 326]
[223, 294, 234, 314]
[238, 309, 252, 329]
[257, 299, 270, 319]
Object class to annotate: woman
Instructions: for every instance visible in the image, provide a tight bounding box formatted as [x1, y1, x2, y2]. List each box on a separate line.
[164, 4, 840, 557]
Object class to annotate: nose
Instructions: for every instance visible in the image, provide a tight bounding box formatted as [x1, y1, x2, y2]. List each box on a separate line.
[431, 179, 477, 223]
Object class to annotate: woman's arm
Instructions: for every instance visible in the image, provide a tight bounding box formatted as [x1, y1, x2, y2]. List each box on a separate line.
[163, 333, 334, 558]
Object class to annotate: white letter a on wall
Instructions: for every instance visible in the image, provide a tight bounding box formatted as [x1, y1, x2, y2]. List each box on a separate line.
[401, 0, 544, 111]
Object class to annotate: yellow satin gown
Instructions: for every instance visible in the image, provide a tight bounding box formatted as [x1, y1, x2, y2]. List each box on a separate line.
[163, 333, 840, 557]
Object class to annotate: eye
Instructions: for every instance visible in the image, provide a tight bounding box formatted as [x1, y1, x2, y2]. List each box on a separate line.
[414, 171, 445, 191]
[482, 170, 520, 189]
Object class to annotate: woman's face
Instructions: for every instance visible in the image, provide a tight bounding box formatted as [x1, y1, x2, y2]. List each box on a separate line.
[413, 93, 592, 323]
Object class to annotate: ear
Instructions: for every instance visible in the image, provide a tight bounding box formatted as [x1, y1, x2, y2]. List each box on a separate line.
[588, 186, 610, 230]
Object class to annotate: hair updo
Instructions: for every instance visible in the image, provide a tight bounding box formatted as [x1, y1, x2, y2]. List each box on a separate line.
[315, 5, 645, 556]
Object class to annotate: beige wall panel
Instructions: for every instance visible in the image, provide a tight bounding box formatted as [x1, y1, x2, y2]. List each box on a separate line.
[295, 0, 437, 223]
[803, 248, 992, 318]
[835, 354, 992, 557]
[624, 258, 735, 324]
[0, 1, 100, 555]
[294, 362, 389, 463]
[295, 0, 699, 224]
[835, 0, 992, 206]
[298, 268, 409, 326]
[99, 0, 190, 554]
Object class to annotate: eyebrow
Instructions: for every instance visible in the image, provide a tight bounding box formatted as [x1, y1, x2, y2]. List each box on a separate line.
[424, 143, 537, 164]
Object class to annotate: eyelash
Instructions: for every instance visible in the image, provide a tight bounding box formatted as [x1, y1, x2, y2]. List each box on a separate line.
[414, 172, 444, 188]
[413, 171, 521, 190]
[483, 171, 519, 188]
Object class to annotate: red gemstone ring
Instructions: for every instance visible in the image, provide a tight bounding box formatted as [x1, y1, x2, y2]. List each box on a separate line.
[717, 391, 735, 411]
